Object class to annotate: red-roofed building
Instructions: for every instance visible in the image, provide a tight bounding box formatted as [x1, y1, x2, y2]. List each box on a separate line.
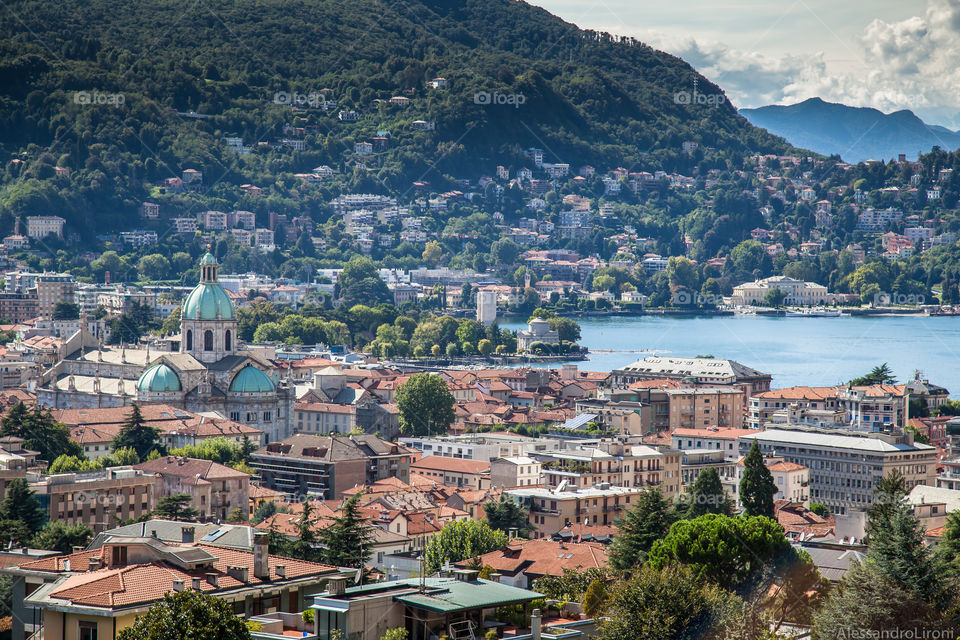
[410, 456, 490, 490]
[456, 538, 608, 589]
[134, 456, 250, 522]
[6, 532, 340, 640]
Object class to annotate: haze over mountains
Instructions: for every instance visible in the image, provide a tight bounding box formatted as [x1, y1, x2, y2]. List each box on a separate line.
[740, 98, 960, 164]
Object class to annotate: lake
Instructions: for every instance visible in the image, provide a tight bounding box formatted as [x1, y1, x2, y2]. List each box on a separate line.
[500, 314, 960, 393]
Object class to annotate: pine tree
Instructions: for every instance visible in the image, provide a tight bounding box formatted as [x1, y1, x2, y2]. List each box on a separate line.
[2, 403, 81, 462]
[608, 488, 676, 571]
[113, 404, 164, 461]
[866, 469, 907, 539]
[681, 467, 732, 518]
[152, 494, 199, 522]
[320, 493, 374, 569]
[739, 439, 777, 517]
[582, 578, 609, 618]
[0, 478, 45, 533]
[868, 499, 945, 608]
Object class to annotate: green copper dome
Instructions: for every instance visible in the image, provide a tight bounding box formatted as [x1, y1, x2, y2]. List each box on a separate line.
[182, 283, 235, 320]
[137, 363, 181, 392]
[229, 366, 275, 393]
[200, 252, 218, 265]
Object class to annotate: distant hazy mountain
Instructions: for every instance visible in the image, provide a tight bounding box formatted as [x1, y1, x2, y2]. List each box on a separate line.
[740, 98, 960, 164]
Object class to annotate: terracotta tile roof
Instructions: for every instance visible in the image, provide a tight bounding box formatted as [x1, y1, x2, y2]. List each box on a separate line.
[672, 428, 758, 440]
[460, 539, 608, 578]
[133, 456, 248, 480]
[752, 386, 836, 401]
[627, 378, 682, 390]
[411, 456, 490, 474]
[42, 543, 337, 608]
[767, 461, 806, 472]
[249, 485, 286, 499]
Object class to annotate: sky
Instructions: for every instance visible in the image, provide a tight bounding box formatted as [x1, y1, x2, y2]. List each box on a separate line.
[530, 0, 960, 128]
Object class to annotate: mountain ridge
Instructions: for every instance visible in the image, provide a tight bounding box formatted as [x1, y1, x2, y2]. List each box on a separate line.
[739, 97, 960, 163]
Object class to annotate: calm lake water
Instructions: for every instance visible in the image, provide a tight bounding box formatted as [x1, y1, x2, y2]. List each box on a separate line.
[500, 315, 960, 394]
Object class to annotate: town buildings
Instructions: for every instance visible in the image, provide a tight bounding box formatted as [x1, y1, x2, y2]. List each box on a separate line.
[250, 434, 413, 498]
[507, 484, 650, 539]
[739, 427, 937, 514]
[133, 456, 250, 522]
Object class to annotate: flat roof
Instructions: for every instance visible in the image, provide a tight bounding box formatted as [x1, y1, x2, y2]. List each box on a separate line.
[744, 429, 936, 453]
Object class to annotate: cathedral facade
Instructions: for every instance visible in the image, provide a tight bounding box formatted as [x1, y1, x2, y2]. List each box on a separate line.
[37, 254, 293, 442]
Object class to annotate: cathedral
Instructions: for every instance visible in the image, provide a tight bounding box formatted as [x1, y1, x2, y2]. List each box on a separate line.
[36, 254, 293, 442]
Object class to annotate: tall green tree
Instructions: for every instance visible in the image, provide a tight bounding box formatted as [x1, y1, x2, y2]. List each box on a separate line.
[598, 565, 745, 640]
[319, 493, 374, 569]
[812, 561, 945, 640]
[739, 440, 777, 517]
[608, 488, 677, 572]
[116, 589, 251, 640]
[1, 403, 81, 462]
[0, 478, 45, 533]
[152, 494, 199, 522]
[31, 521, 93, 554]
[112, 404, 164, 461]
[395, 373, 456, 436]
[680, 467, 732, 518]
[425, 520, 508, 574]
[849, 363, 897, 386]
[482, 494, 529, 536]
[866, 469, 907, 539]
[868, 493, 946, 608]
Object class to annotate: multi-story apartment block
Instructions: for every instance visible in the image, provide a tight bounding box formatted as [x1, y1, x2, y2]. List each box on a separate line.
[725, 457, 810, 508]
[671, 427, 759, 461]
[120, 229, 159, 247]
[133, 456, 250, 522]
[197, 210, 228, 230]
[508, 484, 649, 539]
[173, 217, 199, 234]
[410, 456, 490, 490]
[399, 433, 563, 461]
[490, 456, 542, 488]
[293, 401, 356, 434]
[666, 387, 744, 429]
[739, 428, 936, 514]
[30, 467, 158, 532]
[610, 356, 772, 405]
[250, 434, 412, 498]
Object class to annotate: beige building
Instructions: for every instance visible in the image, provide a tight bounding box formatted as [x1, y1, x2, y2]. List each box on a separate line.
[731, 275, 829, 306]
[30, 468, 159, 532]
[410, 456, 490, 490]
[726, 457, 810, 508]
[666, 387, 744, 429]
[507, 484, 649, 539]
[490, 456, 542, 488]
[133, 456, 250, 522]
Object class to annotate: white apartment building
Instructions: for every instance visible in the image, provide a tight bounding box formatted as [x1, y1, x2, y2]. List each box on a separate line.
[739, 428, 936, 514]
[400, 434, 563, 461]
[490, 456, 542, 488]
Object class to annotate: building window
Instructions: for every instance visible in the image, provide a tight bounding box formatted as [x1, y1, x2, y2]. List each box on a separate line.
[111, 546, 127, 565]
[186, 330, 193, 351]
[225, 330, 232, 351]
[79, 621, 98, 640]
[204, 330, 214, 351]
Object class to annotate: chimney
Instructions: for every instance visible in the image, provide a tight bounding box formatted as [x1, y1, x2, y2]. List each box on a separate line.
[181, 526, 195, 543]
[275, 564, 286, 578]
[327, 576, 347, 596]
[151, 530, 158, 538]
[253, 532, 270, 580]
[192, 576, 203, 590]
[64, 559, 71, 572]
[88, 557, 102, 571]
[226, 565, 249, 582]
[489, 573, 502, 583]
[173, 579, 185, 592]
[531, 609, 542, 640]
[72, 546, 84, 554]
[205, 572, 219, 587]
[452, 569, 479, 582]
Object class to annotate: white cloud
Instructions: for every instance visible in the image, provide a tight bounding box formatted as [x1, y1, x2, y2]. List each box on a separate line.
[651, 0, 960, 128]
